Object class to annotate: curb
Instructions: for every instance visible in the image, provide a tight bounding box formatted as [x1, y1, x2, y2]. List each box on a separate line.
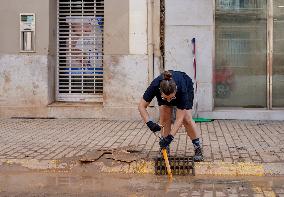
[1, 159, 284, 176]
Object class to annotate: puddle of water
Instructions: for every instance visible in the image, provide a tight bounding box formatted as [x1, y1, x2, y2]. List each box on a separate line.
[0, 171, 284, 197]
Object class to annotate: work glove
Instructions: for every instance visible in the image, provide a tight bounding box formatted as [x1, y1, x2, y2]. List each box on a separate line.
[146, 121, 161, 133]
[159, 135, 174, 149]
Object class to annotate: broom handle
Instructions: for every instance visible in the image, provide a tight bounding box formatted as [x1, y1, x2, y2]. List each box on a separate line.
[162, 149, 173, 179]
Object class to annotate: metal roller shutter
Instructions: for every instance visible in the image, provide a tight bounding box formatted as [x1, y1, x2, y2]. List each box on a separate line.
[57, 0, 104, 102]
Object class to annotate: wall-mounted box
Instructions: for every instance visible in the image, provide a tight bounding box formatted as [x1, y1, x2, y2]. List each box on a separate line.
[20, 13, 36, 52]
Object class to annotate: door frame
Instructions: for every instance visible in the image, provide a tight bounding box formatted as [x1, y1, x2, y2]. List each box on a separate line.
[267, 0, 273, 109]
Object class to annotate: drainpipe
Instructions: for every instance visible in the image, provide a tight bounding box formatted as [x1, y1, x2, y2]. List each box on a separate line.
[147, 0, 154, 106]
[147, 0, 154, 85]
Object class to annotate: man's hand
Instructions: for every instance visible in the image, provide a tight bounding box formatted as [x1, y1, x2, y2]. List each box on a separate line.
[159, 135, 174, 148]
[146, 121, 161, 133]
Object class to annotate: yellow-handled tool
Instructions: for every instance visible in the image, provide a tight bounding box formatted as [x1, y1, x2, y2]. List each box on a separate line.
[154, 125, 173, 180]
[162, 148, 173, 180]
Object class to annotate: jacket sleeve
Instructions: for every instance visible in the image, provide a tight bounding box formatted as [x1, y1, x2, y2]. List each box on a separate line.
[143, 79, 159, 103]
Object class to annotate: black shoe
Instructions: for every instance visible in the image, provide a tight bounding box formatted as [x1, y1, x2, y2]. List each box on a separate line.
[193, 146, 204, 162]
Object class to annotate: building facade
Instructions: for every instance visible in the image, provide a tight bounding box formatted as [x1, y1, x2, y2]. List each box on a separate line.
[0, 0, 283, 120]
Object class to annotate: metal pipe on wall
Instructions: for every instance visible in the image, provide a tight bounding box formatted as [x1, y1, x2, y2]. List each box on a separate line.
[147, 0, 154, 86]
[267, 0, 273, 109]
[147, 0, 155, 107]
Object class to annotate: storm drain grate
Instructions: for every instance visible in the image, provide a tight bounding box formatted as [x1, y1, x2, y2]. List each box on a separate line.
[155, 156, 195, 176]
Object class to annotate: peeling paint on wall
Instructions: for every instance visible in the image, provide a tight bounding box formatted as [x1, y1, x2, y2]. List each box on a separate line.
[103, 55, 148, 107]
[0, 54, 49, 107]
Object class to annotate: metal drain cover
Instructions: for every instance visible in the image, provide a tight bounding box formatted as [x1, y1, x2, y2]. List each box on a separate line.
[155, 156, 195, 176]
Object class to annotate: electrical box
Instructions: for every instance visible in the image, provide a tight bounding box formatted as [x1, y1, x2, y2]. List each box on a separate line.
[20, 13, 35, 52]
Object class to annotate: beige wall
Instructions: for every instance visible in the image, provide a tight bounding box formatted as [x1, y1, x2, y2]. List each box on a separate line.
[0, 0, 129, 55]
[47, 0, 57, 104]
[0, 0, 152, 120]
[48, 0, 57, 56]
[103, 0, 149, 113]
[0, 0, 56, 118]
[104, 0, 129, 55]
[0, 0, 51, 55]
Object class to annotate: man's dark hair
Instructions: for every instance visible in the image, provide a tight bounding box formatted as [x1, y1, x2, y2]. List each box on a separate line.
[160, 71, 177, 95]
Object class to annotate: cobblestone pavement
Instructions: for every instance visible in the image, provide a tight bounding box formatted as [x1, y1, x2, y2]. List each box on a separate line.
[0, 119, 283, 163]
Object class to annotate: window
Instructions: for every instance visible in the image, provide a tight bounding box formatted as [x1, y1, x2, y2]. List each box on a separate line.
[215, 0, 267, 107]
[57, 0, 104, 102]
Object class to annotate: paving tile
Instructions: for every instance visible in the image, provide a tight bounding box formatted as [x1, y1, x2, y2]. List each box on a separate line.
[0, 119, 283, 163]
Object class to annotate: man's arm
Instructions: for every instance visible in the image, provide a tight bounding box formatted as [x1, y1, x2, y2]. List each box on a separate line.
[170, 108, 186, 136]
[138, 98, 151, 123]
[159, 108, 185, 148]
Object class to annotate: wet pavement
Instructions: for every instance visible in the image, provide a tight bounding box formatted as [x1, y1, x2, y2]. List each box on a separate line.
[0, 169, 284, 197]
[1, 119, 284, 176]
[1, 119, 283, 163]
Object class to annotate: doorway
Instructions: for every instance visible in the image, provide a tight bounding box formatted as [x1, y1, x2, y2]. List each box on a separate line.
[215, 0, 284, 109]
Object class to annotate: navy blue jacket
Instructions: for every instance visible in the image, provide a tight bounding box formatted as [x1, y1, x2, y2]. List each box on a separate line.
[143, 71, 194, 110]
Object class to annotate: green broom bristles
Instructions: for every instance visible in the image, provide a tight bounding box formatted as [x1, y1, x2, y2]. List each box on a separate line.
[193, 118, 213, 122]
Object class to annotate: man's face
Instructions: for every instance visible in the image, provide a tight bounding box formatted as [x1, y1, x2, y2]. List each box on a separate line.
[161, 92, 176, 102]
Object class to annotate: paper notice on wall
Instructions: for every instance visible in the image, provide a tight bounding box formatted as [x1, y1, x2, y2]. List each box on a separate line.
[64, 16, 103, 74]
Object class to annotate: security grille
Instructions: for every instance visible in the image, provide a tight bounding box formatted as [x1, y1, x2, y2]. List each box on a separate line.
[57, 0, 104, 102]
[155, 156, 195, 176]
